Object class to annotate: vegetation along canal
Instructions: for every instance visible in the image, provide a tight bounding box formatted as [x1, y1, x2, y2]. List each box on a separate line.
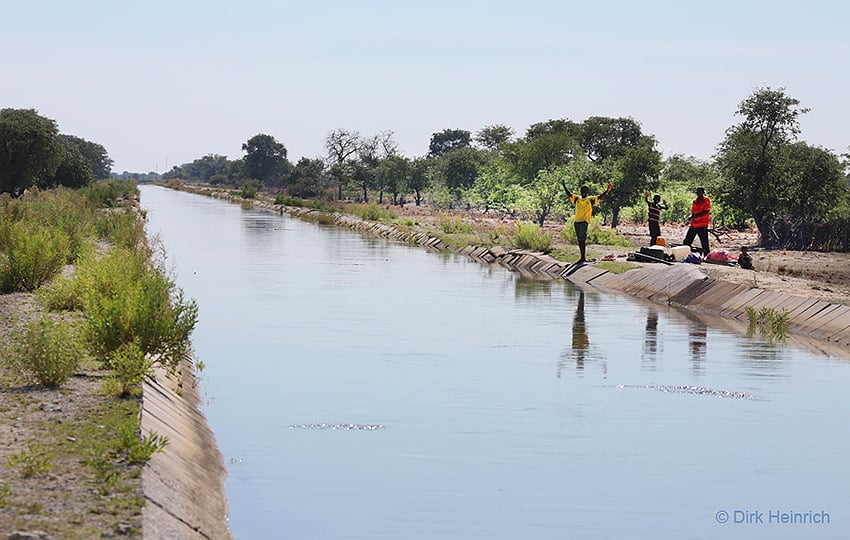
[141, 185, 849, 540]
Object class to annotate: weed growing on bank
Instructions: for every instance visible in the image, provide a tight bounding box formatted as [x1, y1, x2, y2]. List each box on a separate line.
[746, 306, 790, 342]
[0, 220, 70, 292]
[3, 314, 85, 387]
[514, 222, 553, 253]
[438, 212, 474, 234]
[6, 443, 53, 478]
[347, 202, 396, 221]
[561, 216, 631, 247]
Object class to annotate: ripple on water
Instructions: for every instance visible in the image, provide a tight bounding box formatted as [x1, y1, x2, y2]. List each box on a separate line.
[615, 384, 755, 400]
[289, 423, 386, 431]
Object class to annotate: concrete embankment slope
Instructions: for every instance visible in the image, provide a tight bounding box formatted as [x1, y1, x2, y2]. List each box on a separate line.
[141, 360, 231, 540]
[584, 263, 850, 349]
[168, 182, 850, 346]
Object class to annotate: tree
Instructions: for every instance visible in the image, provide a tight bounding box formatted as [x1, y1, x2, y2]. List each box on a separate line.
[607, 138, 662, 226]
[375, 156, 411, 205]
[58, 134, 113, 179]
[521, 166, 566, 226]
[428, 129, 471, 157]
[502, 131, 579, 181]
[407, 158, 431, 206]
[45, 143, 93, 189]
[0, 108, 63, 197]
[439, 147, 482, 195]
[580, 116, 643, 163]
[242, 134, 288, 188]
[288, 157, 327, 198]
[776, 142, 846, 219]
[325, 129, 361, 200]
[475, 124, 514, 152]
[573, 116, 661, 227]
[714, 86, 814, 239]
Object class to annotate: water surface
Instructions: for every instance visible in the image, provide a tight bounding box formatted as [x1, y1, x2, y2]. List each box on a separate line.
[141, 186, 849, 540]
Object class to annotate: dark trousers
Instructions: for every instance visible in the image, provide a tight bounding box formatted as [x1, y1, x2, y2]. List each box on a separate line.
[649, 221, 661, 245]
[683, 227, 709, 255]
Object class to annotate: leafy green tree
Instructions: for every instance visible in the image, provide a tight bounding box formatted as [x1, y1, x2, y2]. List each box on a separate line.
[574, 116, 661, 226]
[407, 158, 431, 206]
[288, 157, 327, 198]
[519, 166, 566, 226]
[439, 147, 483, 196]
[242, 134, 288, 189]
[45, 143, 93, 189]
[375, 156, 411, 204]
[713, 86, 842, 239]
[475, 124, 514, 152]
[579, 116, 643, 162]
[428, 129, 471, 157]
[777, 142, 846, 219]
[608, 139, 662, 226]
[0, 108, 63, 197]
[58, 134, 113, 179]
[472, 157, 523, 214]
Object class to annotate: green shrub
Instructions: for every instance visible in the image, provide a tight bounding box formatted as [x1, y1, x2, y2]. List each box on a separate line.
[561, 216, 631, 247]
[35, 274, 85, 312]
[80, 180, 138, 208]
[4, 314, 84, 387]
[80, 248, 198, 370]
[106, 341, 154, 397]
[514, 221, 553, 253]
[0, 221, 71, 292]
[274, 195, 305, 207]
[438, 213, 474, 234]
[347, 202, 396, 221]
[95, 207, 146, 249]
[307, 200, 337, 212]
[240, 180, 259, 199]
[4, 189, 95, 260]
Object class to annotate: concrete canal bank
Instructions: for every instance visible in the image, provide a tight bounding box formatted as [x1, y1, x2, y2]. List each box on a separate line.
[180, 184, 849, 350]
[141, 360, 231, 539]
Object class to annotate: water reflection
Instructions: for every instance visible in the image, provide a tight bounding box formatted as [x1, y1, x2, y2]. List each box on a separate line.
[737, 338, 789, 379]
[688, 320, 707, 374]
[558, 290, 606, 377]
[641, 310, 660, 371]
[572, 291, 590, 369]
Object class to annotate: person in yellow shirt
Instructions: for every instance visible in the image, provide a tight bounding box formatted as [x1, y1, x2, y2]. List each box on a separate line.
[562, 182, 613, 264]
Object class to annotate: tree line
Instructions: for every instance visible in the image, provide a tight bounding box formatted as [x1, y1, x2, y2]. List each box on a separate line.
[2, 87, 849, 249]
[0, 108, 113, 197]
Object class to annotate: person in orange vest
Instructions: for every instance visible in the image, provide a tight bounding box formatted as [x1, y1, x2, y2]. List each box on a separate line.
[562, 182, 613, 264]
[683, 187, 711, 255]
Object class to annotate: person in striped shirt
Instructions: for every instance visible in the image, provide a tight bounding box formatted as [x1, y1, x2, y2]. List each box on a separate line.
[644, 191, 668, 246]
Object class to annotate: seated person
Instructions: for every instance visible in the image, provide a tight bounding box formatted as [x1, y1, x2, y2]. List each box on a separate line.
[738, 246, 754, 270]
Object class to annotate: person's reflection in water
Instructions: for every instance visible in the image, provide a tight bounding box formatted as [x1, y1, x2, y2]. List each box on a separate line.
[689, 320, 707, 373]
[571, 291, 590, 371]
[642, 310, 659, 370]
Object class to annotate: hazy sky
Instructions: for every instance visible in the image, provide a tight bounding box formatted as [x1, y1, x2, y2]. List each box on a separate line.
[4, 0, 848, 173]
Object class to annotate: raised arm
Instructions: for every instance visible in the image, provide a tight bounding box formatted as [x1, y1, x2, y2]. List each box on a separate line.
[560, 180, 573, 198]
[599, 183, 613, 199]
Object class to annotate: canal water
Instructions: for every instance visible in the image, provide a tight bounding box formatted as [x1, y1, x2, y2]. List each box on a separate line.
[140, 185, 849, 540]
